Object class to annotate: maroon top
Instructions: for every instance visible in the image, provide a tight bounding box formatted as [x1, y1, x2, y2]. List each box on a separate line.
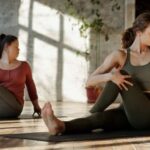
[0, 61, 38, 105]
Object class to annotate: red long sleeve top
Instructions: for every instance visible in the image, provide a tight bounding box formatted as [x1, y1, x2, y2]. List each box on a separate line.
[0, 61, 38, 106]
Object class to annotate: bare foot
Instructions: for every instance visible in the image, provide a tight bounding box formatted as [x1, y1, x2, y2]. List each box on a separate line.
[41, 102, 49, 126]
[41, 102, 65, 135]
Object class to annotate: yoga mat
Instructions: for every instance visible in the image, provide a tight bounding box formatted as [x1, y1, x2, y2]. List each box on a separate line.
[0, 114, 66, 121]
[2, 130, 150, 142]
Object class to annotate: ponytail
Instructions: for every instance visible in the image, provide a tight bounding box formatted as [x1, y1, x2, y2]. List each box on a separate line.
[121, 27, 136, 49]
[0, 34, 6, 42]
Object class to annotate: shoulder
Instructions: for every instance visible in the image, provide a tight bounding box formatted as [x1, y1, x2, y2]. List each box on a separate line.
[118, 49, 127, 59]
[113, 48, 127, 57]
[106, 49, 127, 61]
[112, 49, 127, 61]
[21, 61, 31, 66]
[106, 49, 127, 68]
[20, 61, 32, 71]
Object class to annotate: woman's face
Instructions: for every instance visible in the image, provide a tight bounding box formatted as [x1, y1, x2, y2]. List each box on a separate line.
[140, 25, 150, 47]
[6, 40, 20, 61]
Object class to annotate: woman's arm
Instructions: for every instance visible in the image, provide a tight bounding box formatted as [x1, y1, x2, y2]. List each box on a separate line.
[25, 62, 41, 116]
[86, 50, 122, 87]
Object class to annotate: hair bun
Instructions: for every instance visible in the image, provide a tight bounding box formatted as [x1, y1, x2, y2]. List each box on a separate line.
[0, 34, 6, 41]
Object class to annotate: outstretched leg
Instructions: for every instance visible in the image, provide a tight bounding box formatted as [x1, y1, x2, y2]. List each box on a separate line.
[64, 107, 133, 134]
[42, 102, 133, 135]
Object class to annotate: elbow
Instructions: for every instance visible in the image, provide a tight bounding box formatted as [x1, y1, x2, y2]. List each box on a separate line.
[85, 78, 93, 88]
[85, 82, 90, 88]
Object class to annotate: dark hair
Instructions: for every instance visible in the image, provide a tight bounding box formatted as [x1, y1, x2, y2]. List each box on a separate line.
[122, 11, 150, 49]
[0, 34, 17, 58]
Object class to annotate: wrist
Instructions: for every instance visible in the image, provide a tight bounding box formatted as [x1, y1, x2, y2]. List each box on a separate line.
[32, 100, 39, 106]
[107, 72, 113, 82]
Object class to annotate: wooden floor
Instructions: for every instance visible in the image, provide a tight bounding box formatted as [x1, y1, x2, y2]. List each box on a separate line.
[1, 101, 150, 150]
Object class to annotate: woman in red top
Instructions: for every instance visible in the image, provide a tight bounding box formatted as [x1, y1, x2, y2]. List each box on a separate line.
[0, 34, 41, 118]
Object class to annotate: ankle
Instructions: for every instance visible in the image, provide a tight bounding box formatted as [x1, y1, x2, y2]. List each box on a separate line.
[57, 121, 65, 135]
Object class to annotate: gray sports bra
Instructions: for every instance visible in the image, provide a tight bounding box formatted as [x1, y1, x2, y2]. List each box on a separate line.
[122, 48, 150, 91]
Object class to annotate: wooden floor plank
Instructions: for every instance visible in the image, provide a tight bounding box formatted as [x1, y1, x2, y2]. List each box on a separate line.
[0, 101, 150, 149]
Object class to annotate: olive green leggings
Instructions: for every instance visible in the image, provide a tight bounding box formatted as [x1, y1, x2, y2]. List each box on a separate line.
[64, 70, 150, 134]
[0, 86, 23, 119]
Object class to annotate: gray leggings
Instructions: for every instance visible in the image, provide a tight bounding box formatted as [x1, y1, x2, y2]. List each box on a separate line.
[0, 86, 23, 119]
[64, 70, 150, 134]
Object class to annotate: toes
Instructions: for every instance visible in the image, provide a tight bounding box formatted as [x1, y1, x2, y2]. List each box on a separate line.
[41, 103, 49, 117]
[42, 103, 47, 111]
[47, 102, 52, 108]
[45, 102, 53, 113]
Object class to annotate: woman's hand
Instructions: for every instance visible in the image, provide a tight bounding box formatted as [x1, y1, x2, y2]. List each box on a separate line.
[110, 70, 133, 90]
[32, 100, 41, 117]
[33, 104, 41, 117]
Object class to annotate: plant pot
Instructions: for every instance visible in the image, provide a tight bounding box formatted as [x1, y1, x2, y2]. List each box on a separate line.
[86, 86, 102, 103]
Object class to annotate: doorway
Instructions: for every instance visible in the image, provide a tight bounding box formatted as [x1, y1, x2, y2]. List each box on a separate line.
[136, 0, 150, 17]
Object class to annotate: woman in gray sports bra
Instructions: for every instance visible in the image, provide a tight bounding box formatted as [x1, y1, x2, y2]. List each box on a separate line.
[42, 12, 150, 135]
